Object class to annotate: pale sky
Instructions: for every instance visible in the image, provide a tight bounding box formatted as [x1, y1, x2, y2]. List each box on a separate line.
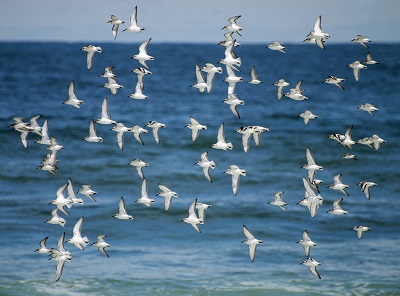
[1, 0, 399, 43]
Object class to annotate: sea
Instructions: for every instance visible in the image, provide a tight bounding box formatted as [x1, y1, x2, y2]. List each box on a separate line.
[0, 41, 399, 296]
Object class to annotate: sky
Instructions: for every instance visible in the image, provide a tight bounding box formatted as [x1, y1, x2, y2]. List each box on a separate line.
[1, 0, 400, 43]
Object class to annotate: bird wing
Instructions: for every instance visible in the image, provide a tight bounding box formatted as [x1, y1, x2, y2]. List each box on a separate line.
[55, 260, 65, 282]
[314, 15, 322, 33]
[101, 98, 110, 118]
[73, 217, 84, 237]
[249, 244, 257, 262]
[88, 120, 97, 137]
[188, 198, 198, 218]
[139, 38, 151, 54]
[202, 167, 212, 182]
[241, 133, 251, 154]
[217, 123, 226, 143]
[130, 6, 138, 27]
[141, 178, 148, 198]
[195, 63, 205, 84]
[333, 198, 343, 210]
[306, 147, 316, 165]
[116, 131, 124, 150]
[119, 197, 127, 215]
[243, 225, 255, 240]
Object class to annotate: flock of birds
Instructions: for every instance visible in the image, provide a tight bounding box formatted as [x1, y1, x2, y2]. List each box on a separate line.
[9, 6, 387, 282]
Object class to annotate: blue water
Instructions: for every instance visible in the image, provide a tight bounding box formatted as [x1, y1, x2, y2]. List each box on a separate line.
[1, 41, 400, 295]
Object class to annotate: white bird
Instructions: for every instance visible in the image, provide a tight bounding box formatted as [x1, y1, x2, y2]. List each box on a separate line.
[340, 125, 356, 149]
[132, 67, 152, 89]
[107, 15, 124, 40]
[326, 198, 348, 215]
[99, 66, 116, 79]
[37, 162, 58, 176]
[9, 117, 33, 132]
[128, 81, 148, 100]
[306, 15, 330, 49]
[135, 178, 154, 207]
[328, 174, 349, 196]
[351, 35, 371, 48]
[191, 63, 207, 92]
[268, 191, 288, 211]
[341, 153, 357, 160]
[273, 78, 290, 100]
[236, 126, 255, 154]
[242, 225, 263, 262]
[29, 115, 42, 135]
[97, 98, 116, 125]
[211, 123, 233, 150]
[132, 38, 154, 69]
[251, 125, 269, 148]
[219, 40, 241, 70]
[357, 181, 377, 200]
[352, 226, 371, 239]
[222, 15, 243, 36]
[50, 183, 72, 216]
[247, 65, 263, 84]
[35, 236, 51, 253]
[81, 45, 102, 70]
[357, 137, 374, 149]
[38, 150, 58, 175]
[129, 125, 148, 145]
[201, 63, 222, 93]
[300, 109, 318, 125]
[156, 184, 178, 211]
[302, 177, 324, 218]
[224, 165, 246, 196]
[84, 120, 103, 143]
[78, 185, 97, 202]
[113, 196, 133, 220]
[123, 6, 144, 33]
[103, 77, 124, 95]
[301, 258, 321, 279]
[35, 119, 51, 145]
[218, 32, 241, 47]
[348, 60, 367, 82]
[66, 217, 89, 250]
[196, 152, 216, 183]
[330, 126, 356, 149]
[223, 93, 244, 119]
[64, 80, 84, 108]
[111, 123, 132, 151]
[181, 198, 202, 233]
[363, 52, 378, 64]
[267, 41, 286, 53]
[66, 178, 83, 205]
[285, 80, 308, 100]
[370, 134, 386, 150]
[297, 230, 317, 257]
[324, 76, 345, 90]
[357, 103, 379, 116]
[224, 65, 243, 94]
[196, 202, 212, 223]
[145, 121, 166, 144]
[303, 147, 323, 183]
[45, 208, 66, 227]
[185, 116, 207, 142]
[128, 158, 149, 179]
[50, 232, 72, 282]
[47, 137, 63, 151]
[91, 235, 111, 257]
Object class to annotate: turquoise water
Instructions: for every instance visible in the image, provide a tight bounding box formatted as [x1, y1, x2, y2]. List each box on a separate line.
[0, 42, 399, 295]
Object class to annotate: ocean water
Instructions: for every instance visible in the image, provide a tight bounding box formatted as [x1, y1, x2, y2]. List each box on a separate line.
[1, 41, 400, 295]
